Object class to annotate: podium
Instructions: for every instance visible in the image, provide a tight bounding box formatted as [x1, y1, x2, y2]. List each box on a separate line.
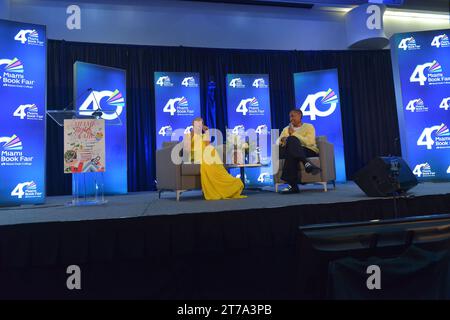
[47, 109, 121, 206]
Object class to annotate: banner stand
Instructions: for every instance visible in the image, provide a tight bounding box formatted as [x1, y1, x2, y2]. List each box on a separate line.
[47, 109, 117, 206]
[390, 29, 450, 182]
[0, 20, 47, 207]
[74, 62, 128, 195]
[226, 74, 273, 188]
[154, 72, 201, 149]
[294, 69, 346, 182]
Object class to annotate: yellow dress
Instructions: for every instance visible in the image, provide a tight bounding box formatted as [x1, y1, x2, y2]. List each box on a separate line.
[190, 133, 246, 200]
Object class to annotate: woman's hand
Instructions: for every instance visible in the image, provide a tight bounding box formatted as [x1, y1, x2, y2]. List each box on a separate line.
[202, 125, 209, 132]
[288, 125, 294, 135]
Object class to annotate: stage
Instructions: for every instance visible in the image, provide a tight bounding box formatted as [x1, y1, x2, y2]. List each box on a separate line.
[1, 181, 450, 299]
[1, 181, 450, 226]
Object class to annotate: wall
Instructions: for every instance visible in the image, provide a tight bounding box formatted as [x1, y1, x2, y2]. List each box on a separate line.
[9, 0, 348, 50]
[5, 0, 450, 50]
[0, 0, 10, 19]
[383, 14, 449, 39]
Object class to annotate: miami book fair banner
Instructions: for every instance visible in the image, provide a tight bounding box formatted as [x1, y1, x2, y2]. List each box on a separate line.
[226, 74, 273, 187]
[391, 29, 450, 181]
[294, 69, 346, 182]
[154, 72, 201, 148]
[74, 61, 127, 194]
[0, 19, 46, 206]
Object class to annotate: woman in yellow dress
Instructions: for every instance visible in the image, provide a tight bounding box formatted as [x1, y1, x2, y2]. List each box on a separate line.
[184, 117, 246, 200]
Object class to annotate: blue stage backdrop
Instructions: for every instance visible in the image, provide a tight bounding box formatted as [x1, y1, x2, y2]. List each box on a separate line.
[226, 74, 273, 187]
[154, 72, 201, 148]
[0, 20, 46, 206]
[294, 69, 346, 182]
[391, 29, 450, 181]
[74, 61, 127, 194]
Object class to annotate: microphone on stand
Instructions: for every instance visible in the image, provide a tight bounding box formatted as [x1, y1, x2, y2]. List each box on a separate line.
[63, 87, 93, 111]
[92, 110, 104, 118]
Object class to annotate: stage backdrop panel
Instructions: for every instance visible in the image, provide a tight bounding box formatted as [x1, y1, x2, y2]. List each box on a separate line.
[154, 72, 201, 148]
[391, 29, 450, 181]
[74, 61, 127, 194]
[226, 74, 273, 187]
[0, 19, 46, 206]
[294, 69, 346, 182]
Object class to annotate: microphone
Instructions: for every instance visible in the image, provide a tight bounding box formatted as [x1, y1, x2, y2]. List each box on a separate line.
[92, 110, 103, 118]
[63, 87, 94, 111]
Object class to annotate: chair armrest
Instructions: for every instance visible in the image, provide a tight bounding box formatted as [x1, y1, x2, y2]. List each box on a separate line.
[317, 140, 336, 182]
[270, 144, 284, 182]
[156, 145, 182, 190]
[271, 143, 280, 169]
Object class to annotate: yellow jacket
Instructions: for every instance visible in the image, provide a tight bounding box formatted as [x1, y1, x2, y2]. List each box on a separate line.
[278, 123, 319, 154]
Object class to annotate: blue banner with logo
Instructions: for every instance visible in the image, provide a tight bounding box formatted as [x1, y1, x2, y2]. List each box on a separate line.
[154, 72, 201, 148]
[294, 69, 346, 182]
[226, 74, 273, 187]
[0, 20, 46, 206]
[74, 61, 127, 194]
[391, 29, 450, 181]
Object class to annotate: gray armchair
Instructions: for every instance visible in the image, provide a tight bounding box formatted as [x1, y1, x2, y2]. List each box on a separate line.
[156, 142, 202, 201]
[272, 136, 336, 192]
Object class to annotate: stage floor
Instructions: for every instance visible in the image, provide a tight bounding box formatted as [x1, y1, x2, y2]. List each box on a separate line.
[0, 181, 449, 226]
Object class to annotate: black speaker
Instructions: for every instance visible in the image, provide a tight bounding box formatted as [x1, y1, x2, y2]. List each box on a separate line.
[354, 157, 418, 197]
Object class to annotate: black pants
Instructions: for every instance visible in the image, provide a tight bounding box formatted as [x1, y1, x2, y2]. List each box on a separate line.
[279, 136, 318, 187]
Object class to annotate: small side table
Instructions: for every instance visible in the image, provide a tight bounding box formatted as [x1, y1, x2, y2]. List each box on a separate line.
[225, 163, 263, 189]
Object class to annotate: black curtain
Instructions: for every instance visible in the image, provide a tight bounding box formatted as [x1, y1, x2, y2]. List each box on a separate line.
[46, 40, 400, 196]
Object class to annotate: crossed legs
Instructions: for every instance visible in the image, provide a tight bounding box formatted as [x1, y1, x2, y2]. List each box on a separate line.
[279, 136, 319, 192]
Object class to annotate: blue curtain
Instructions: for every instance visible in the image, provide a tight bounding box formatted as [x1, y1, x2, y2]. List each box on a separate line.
[206, 80, 217, 133]
[46, 40, 400, 195]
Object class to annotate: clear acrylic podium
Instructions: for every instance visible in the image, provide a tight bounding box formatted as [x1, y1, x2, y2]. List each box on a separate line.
[47, 109, 121, 207]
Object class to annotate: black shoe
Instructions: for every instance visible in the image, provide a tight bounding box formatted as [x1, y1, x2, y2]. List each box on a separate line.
[304, 162, 321, 175]
[280, 186, 300, 194]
